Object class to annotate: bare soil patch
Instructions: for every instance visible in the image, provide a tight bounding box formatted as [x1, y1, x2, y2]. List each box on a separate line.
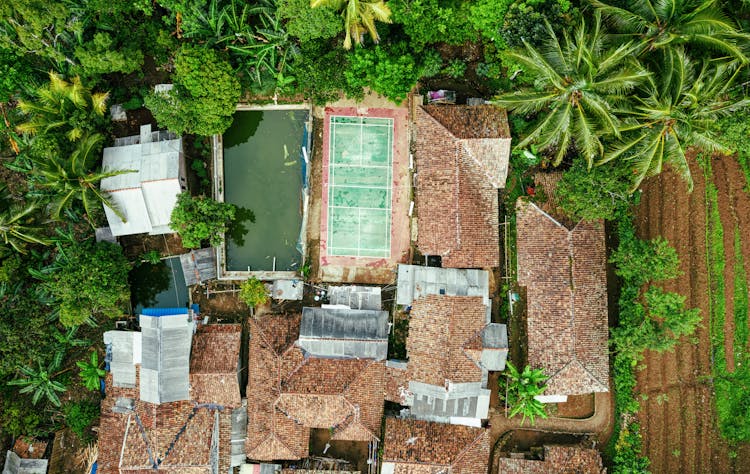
[633, 152, 750, 473]
[554, 394, 595, 419]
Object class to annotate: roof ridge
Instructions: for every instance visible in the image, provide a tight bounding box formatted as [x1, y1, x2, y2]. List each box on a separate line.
[450, 429, 487, 468]
[460, 140, 501, 189]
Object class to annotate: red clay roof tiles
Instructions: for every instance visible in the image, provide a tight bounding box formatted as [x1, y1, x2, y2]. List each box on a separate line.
[516, 199, 609, 397]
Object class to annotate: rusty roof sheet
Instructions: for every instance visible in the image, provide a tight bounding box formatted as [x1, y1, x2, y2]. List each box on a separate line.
[495, 445, 606, 473]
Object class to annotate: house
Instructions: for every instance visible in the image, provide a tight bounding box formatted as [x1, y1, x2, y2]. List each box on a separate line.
[3, 438, 48, 474]
[381, 418, 489, 474]
[414, 105, 511, 268]
[516, 199, 609, 403]
[385, 294, 507, 427]
[100, 124, 186, 237]
[495, 445, 606, 473]
[396, 264, 490, 309]
[97, 310, 241, 473]
[246, 312, 386, 461]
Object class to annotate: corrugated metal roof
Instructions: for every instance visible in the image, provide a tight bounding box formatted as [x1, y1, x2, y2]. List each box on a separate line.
[396, 265, 490, 307]
[298, 307, 389, 360]
[327, 285, 382, 310]
[407, 381, 490, 423]
[100, 125, 183, 237]
[180, 248, 218, 286]
[104, 330, 142, 388]
[139, 312, 192, 404]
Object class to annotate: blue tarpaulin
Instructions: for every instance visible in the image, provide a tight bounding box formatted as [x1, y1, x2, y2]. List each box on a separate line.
[141, 307, 189, 316]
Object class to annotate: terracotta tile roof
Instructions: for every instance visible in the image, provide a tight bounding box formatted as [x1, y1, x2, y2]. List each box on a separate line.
[495, 445, 606, 473]
[406, 295, 486, 386]
[190, 324, 241, 408]
[516, 199, 609, 397]
[11, 437, 47, 459]
[421, 105, 510, 140]
[382, 418, 489, 474]
[384, 363, 410, 403]
[246, 314, 385, 460]
[97, 369, 228, 474]
[415, 106, 505, 268]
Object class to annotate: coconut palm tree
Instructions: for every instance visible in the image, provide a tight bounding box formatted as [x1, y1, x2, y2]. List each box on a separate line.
[503, 361, 549, 426]
[493, 14, 650, 167]
[16, 72, 109, 142]
[310, 0, 392, 49]
[600, 50, 750, 191]
[29, 133, 132, 224]
[590, 0, 750, 62]
[8, 360, 67, 407]
[0, 185, 50, 254]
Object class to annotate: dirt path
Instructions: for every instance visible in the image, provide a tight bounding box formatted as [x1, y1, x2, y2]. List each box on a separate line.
[488, 391, 614, 461]
[634, 153, 750, 473]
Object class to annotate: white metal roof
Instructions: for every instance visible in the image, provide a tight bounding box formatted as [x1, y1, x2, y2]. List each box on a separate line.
[396, 265, 490, 307]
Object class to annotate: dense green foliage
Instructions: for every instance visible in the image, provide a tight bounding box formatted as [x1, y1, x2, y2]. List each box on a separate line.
[170, 193, 237, 248]
[556, 160, 632, 221]
[311, 0, 392, 49]
[145, 46, 240, 136]
[44, 240, 130, 327]
[76, 351, 105, 391]
[345, 42, 422, 103]
[62, 400, 99, 442]
[280, 0, 343, 42]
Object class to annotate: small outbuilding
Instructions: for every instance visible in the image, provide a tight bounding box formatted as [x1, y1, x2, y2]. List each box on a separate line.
[100, 124, 186, 237]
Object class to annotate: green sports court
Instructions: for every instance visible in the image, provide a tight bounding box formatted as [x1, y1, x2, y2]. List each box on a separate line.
[326, 115, 394, 258]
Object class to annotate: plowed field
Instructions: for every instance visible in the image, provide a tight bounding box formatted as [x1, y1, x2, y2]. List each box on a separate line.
[634, 153, 750, 473]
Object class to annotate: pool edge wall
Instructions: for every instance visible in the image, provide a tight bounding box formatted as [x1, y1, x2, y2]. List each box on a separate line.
[213, 103, 312, 281]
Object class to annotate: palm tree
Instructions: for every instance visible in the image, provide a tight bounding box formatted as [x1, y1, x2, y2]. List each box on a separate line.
[310, 0, 392, 49]
[502, 361, 549, 426]
[493, 14, 649, 167]
[16, 72, 109, 141]
[600, 51, 750, 191]
[0, 185, 50, 254]
[8, 361, 67, 407]
[76, 351, 105, 391]
[29, 133, 133, 224]
[591, 0, 750, 62]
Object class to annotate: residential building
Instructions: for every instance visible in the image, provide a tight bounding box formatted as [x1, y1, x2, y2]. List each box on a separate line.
[495, 445, 606, 473]
[97, 310, 241, 473]
[246, 310, 387, 461]
[386, 292, 507, 427]
[516, 199, 609, 403]
[414, 105, 511, 268]
[100, 124, 186, 237]
[381, 418, 489, 474]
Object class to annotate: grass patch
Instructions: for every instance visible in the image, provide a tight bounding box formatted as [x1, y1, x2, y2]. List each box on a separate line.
[702, 156, 750, 443]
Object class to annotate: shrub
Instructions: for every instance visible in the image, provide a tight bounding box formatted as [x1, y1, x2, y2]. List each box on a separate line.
[170, 193, 237, 248]
[62, 400, 99, 442]
[501, 0, 575, 48]
[345, 42, 420, 103]
[145, 45, 241, 136]
[239, 277, 269, 308]
[442, 59, 467, 79]
[469, 0, 513, 42]
[390, 0, 474, 50]
[279, 0, 343, 42]
[45, 240, 131, 327]
[556, 160, 633, 221]
[420, 50, 443, 78]
[610, 233, 681, 286]
[74, 32, 144, 77]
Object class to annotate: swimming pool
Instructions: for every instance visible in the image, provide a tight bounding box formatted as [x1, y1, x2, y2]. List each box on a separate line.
[214, 105, 311, 279]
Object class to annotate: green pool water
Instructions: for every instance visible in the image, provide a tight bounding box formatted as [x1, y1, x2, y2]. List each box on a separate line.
[223, 110, 308, 271]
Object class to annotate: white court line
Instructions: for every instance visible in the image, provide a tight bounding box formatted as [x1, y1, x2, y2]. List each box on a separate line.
[330, 184, 391, 190]
[330, 205, 390, 211]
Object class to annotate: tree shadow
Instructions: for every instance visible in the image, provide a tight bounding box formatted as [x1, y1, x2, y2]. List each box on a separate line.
[227, 206, 255, 247]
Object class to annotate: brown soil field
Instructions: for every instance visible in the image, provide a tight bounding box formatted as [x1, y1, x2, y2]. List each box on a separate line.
[634, 153, 750, 473]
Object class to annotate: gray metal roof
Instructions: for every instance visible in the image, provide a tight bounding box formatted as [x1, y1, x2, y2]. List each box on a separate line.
[480, 323, 509, 371]
[101, 124, 183, 237]
[180, 248, 218, 286]
[327, 285, 382, 310]
[298, 307, 389, 360]
[396, 265, 490, 308]
[139, 313, 192, 404]
[103, 330, 141, 388]
[406, 381, 490, 423]
[3, 452, 48, 474]
[231, 402, 248, 467]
